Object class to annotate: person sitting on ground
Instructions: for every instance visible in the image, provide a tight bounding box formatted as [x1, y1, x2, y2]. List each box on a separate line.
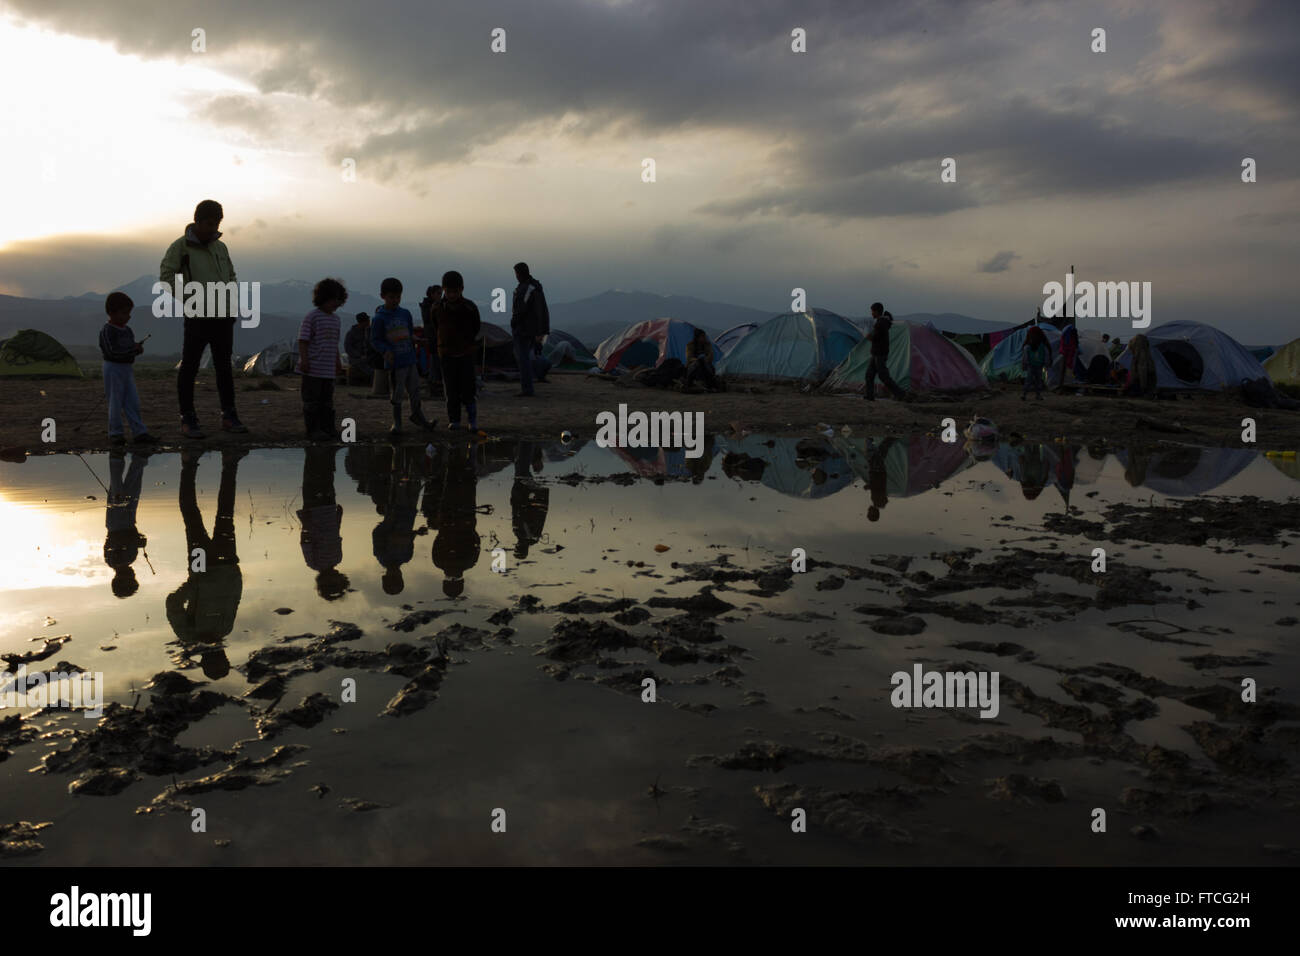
[1021, 326, 1050, 401]
[433, 270, 482, 431]
[1109, 336, 1125, 360]
[344, 312, 373, 386]
[863, 304, 908, 401]
[298, 278, 347, 440]
[99, 292, 156, 445]
[683, 328, 723, 391]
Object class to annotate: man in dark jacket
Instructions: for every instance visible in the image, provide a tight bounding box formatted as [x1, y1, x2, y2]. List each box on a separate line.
[344, 312, 373, 386]
[510, 262, 550, 397]
[863, 303, 907, 401]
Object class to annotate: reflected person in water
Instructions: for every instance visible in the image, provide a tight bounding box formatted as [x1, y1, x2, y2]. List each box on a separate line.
[298, 445, 349, 600]
[431, 442, 482, 597]
[511, 441, 549, 560]
[866, 437, 896, 522]
[103, 448, 151, 598]
[166, 448, 244, 679]
[373, 445, 422, 595]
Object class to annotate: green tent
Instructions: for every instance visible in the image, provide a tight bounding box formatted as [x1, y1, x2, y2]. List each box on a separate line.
[1264, 338, 1300, 386]
[0, 329, 83, 378]
[823, 320, 986, 395]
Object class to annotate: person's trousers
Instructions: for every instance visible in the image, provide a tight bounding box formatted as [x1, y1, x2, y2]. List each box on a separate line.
[513, 331, 535, 394]
[103, 361, 148, 436]
[302, 376, 336, 435]
[177, 318, 236, 422]
[441, 354, 477, 425]
[346, 363, 371, 387]
[371, 367, 390, 397]
[865, 355, 905, 399]
[1022, 366, 1045, 396]
[389, 364, 422, 411]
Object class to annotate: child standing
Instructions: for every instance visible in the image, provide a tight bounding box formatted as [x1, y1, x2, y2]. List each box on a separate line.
[298, 278, 347, 440]
[99, 292, 155, 445]
[371, 277, 434, 435]
[432, 270, 482, 431]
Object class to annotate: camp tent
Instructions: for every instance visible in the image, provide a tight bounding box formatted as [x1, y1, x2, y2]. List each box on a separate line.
[718, 310, 861, 384]
[612, 435, 718, 479]
[1115, 320, 1267, 391]
[0, 329, 83, 378]
[715, 322, 759, 357]
[823, 321, 986, 395]
[979, 324, 1062, 381]
[242, 340, 300, 375]
[542, 329, 597, 370]
[719, 435, 854, 499]
[1264, 338, 1300, 386]
[594, 318, 717, 372]
[1116, 445, 1256, 496]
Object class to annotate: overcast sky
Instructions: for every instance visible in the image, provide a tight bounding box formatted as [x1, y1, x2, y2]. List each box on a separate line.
[0, 0, 1296, 340]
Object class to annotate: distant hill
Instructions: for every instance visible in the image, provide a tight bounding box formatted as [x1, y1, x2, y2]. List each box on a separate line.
[895, 312, 1012, 334]
[549, 290, 772, 346]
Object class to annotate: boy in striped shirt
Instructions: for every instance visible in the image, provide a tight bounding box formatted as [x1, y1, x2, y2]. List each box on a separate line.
[298, 278, 347, 440]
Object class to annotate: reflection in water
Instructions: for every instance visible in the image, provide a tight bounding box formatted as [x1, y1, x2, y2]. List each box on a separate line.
[166, 449, 243, 680]
[1117, 445, 1256, 496]
[511, 441, 549, 559]
[431, 443, 481, 597]
[298, 444, 349, 600]
[103, 449, 150, 598]
[372, 446, 423, 595]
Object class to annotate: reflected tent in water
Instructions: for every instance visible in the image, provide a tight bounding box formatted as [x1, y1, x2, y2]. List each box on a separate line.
[1117, 445, 1257, 496]
[721, 435, 854, 499]
[835, 434, 974, 500]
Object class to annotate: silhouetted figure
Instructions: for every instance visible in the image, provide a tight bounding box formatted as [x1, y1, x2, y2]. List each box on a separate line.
[419, 285, 444, 394]
[866, 437, 896, 522]
[373, 446, 422, 594]
[297, 445, 348, 600]
[166, 448, 243, 679]
[162, 199, 246, 438]
[863, 304, 907, 401]
[432, 443, 481, 596]
[432, 270, 482, 430]
[1017, 443, 1049, 500]
[510, 262, 550, 397]
[510, 441, 549, 559]
[344, 312, 373, 386]
[103, 449, 150, 598]
[1126, 334, 1157, 398]
[683, 329, 723, 391]
[1021, 326, 1050, 400]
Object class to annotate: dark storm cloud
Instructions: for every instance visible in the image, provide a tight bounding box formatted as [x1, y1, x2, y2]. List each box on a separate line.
[6, 0, 1299, 221]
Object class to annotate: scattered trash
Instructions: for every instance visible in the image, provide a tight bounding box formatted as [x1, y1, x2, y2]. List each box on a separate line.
[840, 425, 852, 436]
[260, 399, 270, 404]
[654, 544, 670, 553]
[964, 417, 997, 441]
[560, 430, 574, 444]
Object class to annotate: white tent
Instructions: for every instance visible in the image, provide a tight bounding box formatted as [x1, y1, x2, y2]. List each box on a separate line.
[242, 340, 299, 375]
[1115, 320, 1268, 391]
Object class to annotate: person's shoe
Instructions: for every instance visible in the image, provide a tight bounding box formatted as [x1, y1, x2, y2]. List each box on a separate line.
[447, 422, 462, 430]
[134, 433, 158, 445]
[181, 421, 206, 439]
[390, 405, 403, 435]
[409, 412, 436, 432]
[221, 415, 249, 434]
[110, 434, 126, 446]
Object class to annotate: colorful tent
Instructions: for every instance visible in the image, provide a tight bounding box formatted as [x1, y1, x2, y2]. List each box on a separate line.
[979, 324, 1062, 382]
[0, 329, 83, 378]
[593, 318, 717, 372]
[1114, 320, 1267, 391]
[823, 321, 986, 395]
[542, 329, 597, 370]
[1264, 338, 1300, 386]
[717, 310, 860, 384]
[715, 322, 759, 357]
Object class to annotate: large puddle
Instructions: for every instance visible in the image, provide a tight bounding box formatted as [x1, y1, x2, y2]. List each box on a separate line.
[2, 436, 1298, 864]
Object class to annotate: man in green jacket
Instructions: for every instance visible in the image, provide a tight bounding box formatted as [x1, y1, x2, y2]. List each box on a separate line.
[160, 199, 248, 438]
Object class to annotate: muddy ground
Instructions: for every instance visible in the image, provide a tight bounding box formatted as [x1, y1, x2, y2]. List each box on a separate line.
[3, 368, 1298, 455]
